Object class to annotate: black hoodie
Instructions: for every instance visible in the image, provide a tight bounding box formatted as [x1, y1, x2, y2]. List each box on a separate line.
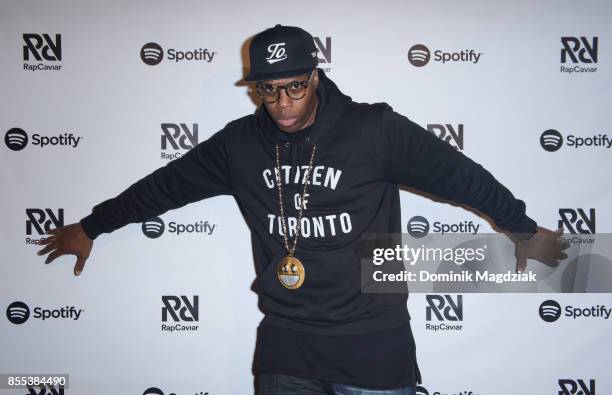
[81, 69, 536, 387]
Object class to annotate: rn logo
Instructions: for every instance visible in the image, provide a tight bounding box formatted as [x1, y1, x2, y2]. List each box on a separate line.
[161, 295, 199, 333]
[540, 129, 563, 152]
[6, 301, 83, 325]
[407, 216, 429, 238]
[427, 124, 464, 150]
[141, 42, 164, 66]
[408, 44, 482, 67]
[140, 42, 215, 65]
[425, 294, 464, 332]
[539, 300, 562, 323]
[22, 33, 62, 71]
[558, 379, 596, 395]
[160, 123, 198, 160]
[561, 37, 598, 63]
[26, 208, 64, 245]
[266, 42, 287, 64]
[558, 209, 596, 234]
[143, 387, 209, 395]
[560, 36, 598, 74]
[162, 296, 198, 321]
[314, 36, 332, 72]
[4, 128, 28, 151]
[25, 385, 64, 395]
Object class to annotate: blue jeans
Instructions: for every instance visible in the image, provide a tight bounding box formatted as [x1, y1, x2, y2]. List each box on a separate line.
[257, 373, 416, 395]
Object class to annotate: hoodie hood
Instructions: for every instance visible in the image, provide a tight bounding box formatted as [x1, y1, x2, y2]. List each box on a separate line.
[257, 68, 352, 150]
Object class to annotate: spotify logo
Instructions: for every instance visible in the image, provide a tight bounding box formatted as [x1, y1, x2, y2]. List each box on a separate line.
[407, 216, 430, 238]
[142, 388, 164, 395]
[415, 386, 429, 395]
[4, 128, 28, 151]
[540, 129, 563, 152]
[141, 217, 217, 239]
[408, 44, 431, 67]
[142, 217, 165, 238]
[539, 300, 562, 322]
[141, 42, 164, 66]
[6, 301, 30, 324]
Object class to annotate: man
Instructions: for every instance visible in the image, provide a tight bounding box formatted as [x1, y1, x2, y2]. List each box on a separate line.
[37, 25, 566, 394]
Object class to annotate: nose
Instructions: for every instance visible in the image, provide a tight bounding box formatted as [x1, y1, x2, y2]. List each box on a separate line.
[278, 89, 292, 109]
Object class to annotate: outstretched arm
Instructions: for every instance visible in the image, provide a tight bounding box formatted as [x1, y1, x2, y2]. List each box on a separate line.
[37, 127, 234, 276]
[375, 105, 566, 271]
[79, 127, 233, 239]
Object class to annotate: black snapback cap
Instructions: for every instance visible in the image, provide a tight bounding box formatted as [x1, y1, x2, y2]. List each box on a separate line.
[245, 24, 318, 82]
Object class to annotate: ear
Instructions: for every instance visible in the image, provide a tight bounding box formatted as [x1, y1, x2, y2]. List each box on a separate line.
[313, 69, 320, 87]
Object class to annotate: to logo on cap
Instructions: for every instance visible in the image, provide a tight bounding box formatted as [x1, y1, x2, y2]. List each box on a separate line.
[266, 42, 287, 64]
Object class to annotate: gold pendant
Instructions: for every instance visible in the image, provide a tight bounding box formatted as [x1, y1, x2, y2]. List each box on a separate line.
[277, 255, 305, 290]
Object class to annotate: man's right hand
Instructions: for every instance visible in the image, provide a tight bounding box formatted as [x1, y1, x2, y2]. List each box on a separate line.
[37, 223, 93, 276]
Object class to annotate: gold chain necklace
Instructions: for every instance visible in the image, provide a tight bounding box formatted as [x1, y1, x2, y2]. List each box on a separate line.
[274, 142, 317, 290]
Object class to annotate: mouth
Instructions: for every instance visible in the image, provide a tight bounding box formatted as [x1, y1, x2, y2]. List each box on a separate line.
[279, 274, 300, 287]
[276, 117, 298, 127]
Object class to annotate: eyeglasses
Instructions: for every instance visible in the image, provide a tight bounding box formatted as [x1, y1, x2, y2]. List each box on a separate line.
[255, 71, 315, 103]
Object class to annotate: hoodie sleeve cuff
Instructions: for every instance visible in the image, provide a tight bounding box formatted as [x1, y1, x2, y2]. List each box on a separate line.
[507, 215, 538, 241]
[80, 214, 103, 240]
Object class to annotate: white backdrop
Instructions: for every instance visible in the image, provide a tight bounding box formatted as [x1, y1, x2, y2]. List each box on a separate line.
[1, 0, 611, 394]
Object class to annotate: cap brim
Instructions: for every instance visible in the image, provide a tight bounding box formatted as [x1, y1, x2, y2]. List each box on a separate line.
[244, 66, 315, 82]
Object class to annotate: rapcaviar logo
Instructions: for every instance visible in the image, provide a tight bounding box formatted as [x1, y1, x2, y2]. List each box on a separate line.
[540, 129, 563, 152]
[314, 36, 332, 72]
[160, 123, 198, 160]
[143, 387, 208, 395]
[560, 36, 598, 74]
[266, 42, 287, 64]
[539, 300, 562, 322]
[141, 42, 164, 65]
[427, 124, 464, 150]
[161, 295, 199, 333]
[558, 208, 596, 234]
[26, 208, 64, 245]
[6, 301, 83, 325]
[6, 301, 30, 324]
[407, 216, 480, 237]
[425, 294, 464, 331]
[22, 33, 62, 71]
[540, 129, 611, 151]
[408, 44, 482, 67]
[407, 216, 429, 238]
[4, 128, 82, 151]
[140, 41, 216, 65]
[141, 217, 217, 238]
[416, 387, 479, 395]
[558, 379, 596, 395]
[26, 385, 65, 395]
[539, 300, 611, 322]
[5, 128, 28, 151]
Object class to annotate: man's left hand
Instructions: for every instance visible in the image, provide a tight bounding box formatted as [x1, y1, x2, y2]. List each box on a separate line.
[515, 227, 569, 273]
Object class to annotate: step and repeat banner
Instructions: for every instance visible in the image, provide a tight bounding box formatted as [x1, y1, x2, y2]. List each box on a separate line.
[1, 0, 610, 394]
